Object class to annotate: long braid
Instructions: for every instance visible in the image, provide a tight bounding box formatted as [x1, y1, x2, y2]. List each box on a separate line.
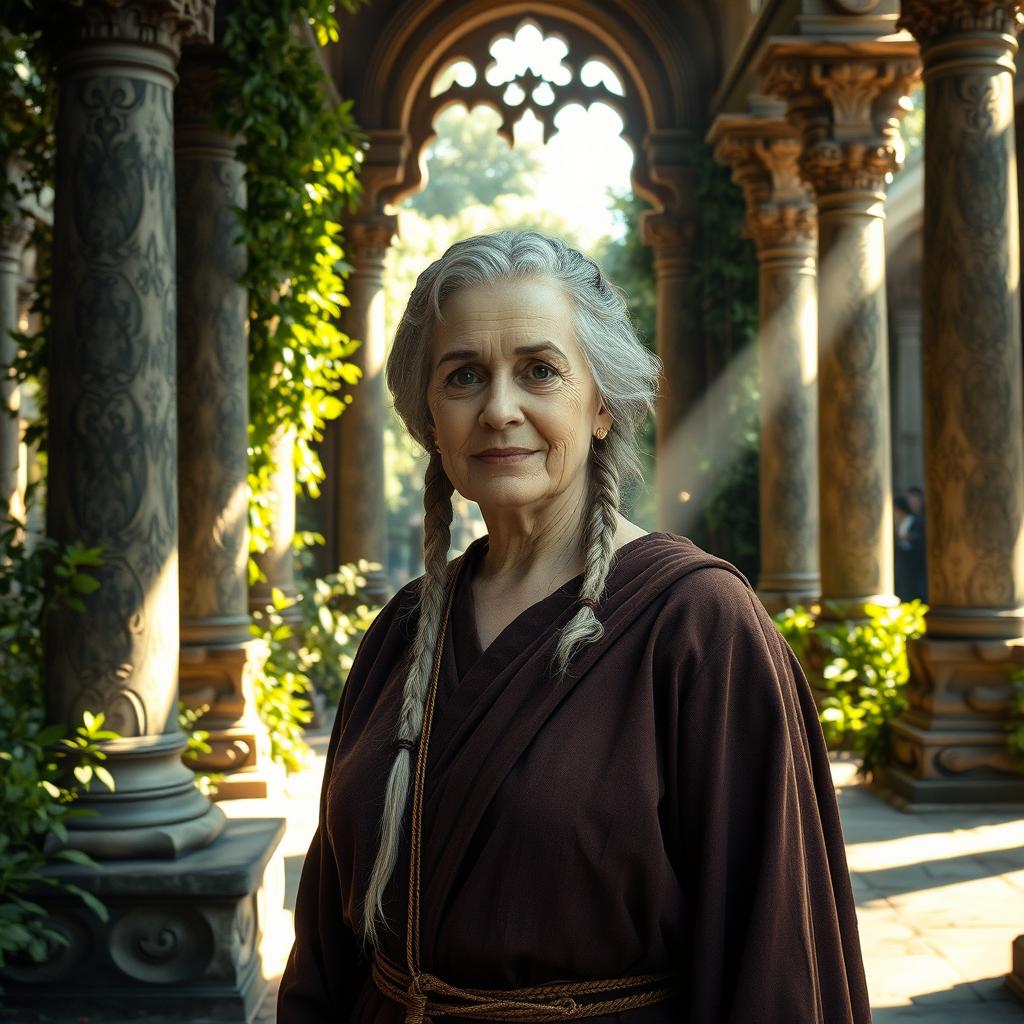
[361, 451, 453, 948]
[550, 434, 622, 679]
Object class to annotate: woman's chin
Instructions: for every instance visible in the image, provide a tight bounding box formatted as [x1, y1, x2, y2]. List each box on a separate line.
[461, 480, 547, 511]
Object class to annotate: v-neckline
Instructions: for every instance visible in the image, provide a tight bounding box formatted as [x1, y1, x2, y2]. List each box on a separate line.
[454, 532, 661, 671]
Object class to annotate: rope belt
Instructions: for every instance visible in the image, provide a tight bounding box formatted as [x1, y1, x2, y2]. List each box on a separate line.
[371, 557, 676, 1024]
[372, 951, 676, 1023]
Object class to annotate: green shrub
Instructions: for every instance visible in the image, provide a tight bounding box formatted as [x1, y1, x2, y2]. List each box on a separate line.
[0, 522, 117, 969]
[774, 599, 928, 777]
[250, 559, 379, 773]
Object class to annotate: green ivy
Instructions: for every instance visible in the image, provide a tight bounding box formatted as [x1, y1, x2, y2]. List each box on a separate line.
[775, 600, 928, 777]
[1, 13, 57, 458]
[0, 520, 118, 970]
[682, 142, 760, 582]
[250, 557, 379, 772]
[214, 0, 368, 557]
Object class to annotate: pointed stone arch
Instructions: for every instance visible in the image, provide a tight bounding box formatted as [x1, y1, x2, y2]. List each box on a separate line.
[322, 0, 719, 578]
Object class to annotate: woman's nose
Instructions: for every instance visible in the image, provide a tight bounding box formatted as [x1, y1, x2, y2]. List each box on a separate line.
[478, 377, 525, 430]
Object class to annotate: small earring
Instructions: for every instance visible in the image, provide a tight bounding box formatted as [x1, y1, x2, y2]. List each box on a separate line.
[594, 427, 609, 441]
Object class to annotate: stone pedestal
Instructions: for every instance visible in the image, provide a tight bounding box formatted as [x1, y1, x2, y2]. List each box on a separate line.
[640, 210, 698, 534]
[176, 45, 276, 799]
[710, 111, 820, 612]
[45, 0, 224, 858]
[334, 213, 395, 605]
[879, 1, 1024, 812]
[0, 213, 29, 523]
[762, 38, 919, 619]
[0, 818, 285, 1022]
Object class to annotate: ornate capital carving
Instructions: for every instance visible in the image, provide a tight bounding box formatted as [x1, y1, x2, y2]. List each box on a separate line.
[762, 50, 920, 194]
[63, 0, 214, 55]
[899, 1, 1024, 44]
[640, 211, 694, 276]
[711, 121, 817, 253]
[346, 215, 398, 268]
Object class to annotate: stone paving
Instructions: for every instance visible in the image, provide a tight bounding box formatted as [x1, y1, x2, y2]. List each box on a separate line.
[229, 729, 1024, 1023]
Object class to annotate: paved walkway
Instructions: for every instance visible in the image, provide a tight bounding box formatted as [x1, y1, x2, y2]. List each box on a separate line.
[227, 729, 1024, 1023]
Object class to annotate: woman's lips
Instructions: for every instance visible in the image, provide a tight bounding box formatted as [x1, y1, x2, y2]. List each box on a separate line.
[472, 450, 535, 464]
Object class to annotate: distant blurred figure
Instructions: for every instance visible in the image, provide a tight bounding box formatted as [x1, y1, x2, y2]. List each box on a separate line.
[894, 487, 926, 602]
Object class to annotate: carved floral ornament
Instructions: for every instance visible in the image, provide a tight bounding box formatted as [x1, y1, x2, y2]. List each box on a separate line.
[761, 54, 920, 192]
[62, 0, 215, 51]
[421, 21, 630, 148]
[712, 132, 816, 251]
[898, 0, 1024, 44]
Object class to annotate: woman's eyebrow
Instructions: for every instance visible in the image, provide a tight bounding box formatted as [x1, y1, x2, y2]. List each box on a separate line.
[434, 342, 568, 371]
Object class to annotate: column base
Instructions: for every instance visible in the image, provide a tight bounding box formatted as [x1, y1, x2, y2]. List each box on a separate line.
[0, 817, 285, 1023]
[180, 640, 282, 801]
[63, 731, 227, 859]
[874, 634, 1024, 806]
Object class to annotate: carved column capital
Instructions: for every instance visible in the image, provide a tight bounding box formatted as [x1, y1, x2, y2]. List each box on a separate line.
[345, 214, 398, 271]
[60, 0, 214, 56]
[899, 1, 1024, 45]
[640, 211, 694, 277]
[761, 43, 920, 195]
[710, 118, 817, 255]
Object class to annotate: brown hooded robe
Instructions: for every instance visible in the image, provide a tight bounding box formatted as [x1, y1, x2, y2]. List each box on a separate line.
[278, 532, 871, 1024]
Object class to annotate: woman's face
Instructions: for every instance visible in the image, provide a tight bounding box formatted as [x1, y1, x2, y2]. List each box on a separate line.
[426, 276, 611, 514]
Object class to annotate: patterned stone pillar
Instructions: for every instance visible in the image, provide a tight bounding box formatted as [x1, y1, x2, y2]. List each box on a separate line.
[762, 41, 919, 618]
[0, 213, 29, 521]
[3, 5, 287, 1019]
[879, 1, 1024, 809]
[710, 115, 820, 612]
[44, 0, 224, 857]
[175, 47, 276, 799]
[641, 210, 697, 534]
[335, 213, 395, 603]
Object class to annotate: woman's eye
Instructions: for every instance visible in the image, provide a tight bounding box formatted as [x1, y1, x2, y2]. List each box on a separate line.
[530, 363, 557, 381]
[448, 368, 480, 387]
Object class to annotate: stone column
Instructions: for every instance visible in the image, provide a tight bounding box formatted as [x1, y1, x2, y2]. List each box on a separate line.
[880, 1, 1024, 810]
[175, 47, 276, 799]
[762, 41, 919, 618]
[249, 423, 301, 620]
[334, 213, 395, 604]
[641, 210, 698, 533]
[44, 0, 223, 859]
[710, 114, 820, 612]
[3, 6, 286, 1020]
[0, 213, 29, 521]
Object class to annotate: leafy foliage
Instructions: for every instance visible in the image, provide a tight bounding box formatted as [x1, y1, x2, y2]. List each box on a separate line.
[178, 703, 222, 798]
[1, 13, 57, 458]
[407, 105, 541, 219]
[683, 142, 760, 581]
[774, 600, 928, 777]
[0, 521, 118, 969]
[214, 0, 366, 556]
[250, 560, 379, 772]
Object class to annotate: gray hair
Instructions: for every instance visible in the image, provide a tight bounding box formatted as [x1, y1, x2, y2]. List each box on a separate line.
[363, 230, 660, 947]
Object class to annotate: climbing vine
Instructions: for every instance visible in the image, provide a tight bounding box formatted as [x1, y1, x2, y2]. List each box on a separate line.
[214, 0, 367, 556]
[683, 141, 760, 582]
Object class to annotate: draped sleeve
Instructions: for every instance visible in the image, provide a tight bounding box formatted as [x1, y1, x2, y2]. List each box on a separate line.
[277, 582, 419, 1024]
[666, 569, 871, 1024]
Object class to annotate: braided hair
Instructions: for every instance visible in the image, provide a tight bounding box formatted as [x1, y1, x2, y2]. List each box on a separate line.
[366, 231, 660, 946]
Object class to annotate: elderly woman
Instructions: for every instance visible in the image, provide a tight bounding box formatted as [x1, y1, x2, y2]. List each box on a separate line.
[279, 231, 869, 1024]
